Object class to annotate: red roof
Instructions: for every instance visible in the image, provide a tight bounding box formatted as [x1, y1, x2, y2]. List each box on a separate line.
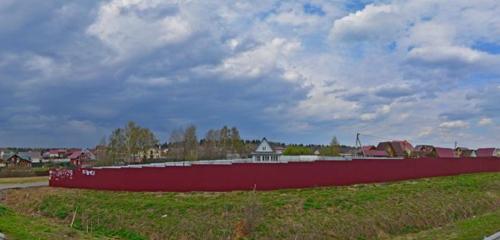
[365, 150, 389, 157]
[362, 146, 376, 152]
[476, 148, 496, 157]
[434, 147, 455, 158]
[68, 151, 83, 160]
[48, 149, 66, 154]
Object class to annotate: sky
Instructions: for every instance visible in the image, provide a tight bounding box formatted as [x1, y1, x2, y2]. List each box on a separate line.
[0, 0, 499, 148]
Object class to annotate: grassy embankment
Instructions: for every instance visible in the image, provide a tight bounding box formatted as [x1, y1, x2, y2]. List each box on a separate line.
[0, 173, 499, 239]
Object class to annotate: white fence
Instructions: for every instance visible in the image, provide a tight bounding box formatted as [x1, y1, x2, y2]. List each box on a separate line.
[95, 155, 405, 169]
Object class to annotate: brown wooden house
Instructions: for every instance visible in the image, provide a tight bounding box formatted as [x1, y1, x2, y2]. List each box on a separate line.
[5, 153, 32, 168]
[376, 140, 414, 157]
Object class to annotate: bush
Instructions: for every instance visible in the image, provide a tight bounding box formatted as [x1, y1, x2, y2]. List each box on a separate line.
[283, 146, 313, 155]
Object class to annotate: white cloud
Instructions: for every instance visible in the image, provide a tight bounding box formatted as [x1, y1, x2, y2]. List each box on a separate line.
[407, 45, 490, 66]
[330, 4, 402, 42]
[478, 117, 493, 126]
[87, 0, 192, 61]
[213, 38, 301, 79]
[126, 76, 173, 87]
[360, 105, 391, 121]
[439, 120, 469, 129]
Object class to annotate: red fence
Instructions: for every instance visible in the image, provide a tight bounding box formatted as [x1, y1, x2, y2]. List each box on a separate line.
[49, 157, 500, 192]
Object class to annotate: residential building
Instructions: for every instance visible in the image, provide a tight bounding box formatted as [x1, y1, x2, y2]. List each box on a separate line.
[454, 147, 476, 157]
[476, 148, 500, 157]
[69, 150, 96, 166]
[376, 140, 414, 157]
[252, 138, 282, 161]
[433, 147, 456, 158]
[413, 145, 436, 158]
[361, 146, 389, 157]
[4, 153, 32, 168]
[19, 151, 42, 163]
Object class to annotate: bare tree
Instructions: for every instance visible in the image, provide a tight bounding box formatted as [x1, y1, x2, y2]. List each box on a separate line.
[168, 127, 185, 161]
[106, 121, 158, 164]
[183, 125, 198, 161]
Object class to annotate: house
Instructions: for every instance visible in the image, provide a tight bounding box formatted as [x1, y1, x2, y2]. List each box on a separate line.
[433, 147, 455, 158]
[476, 148, 500, 157]
[361, 145, 389, 157]
[413, 145, 436, 158]
[313, 149, 321, 155]
[19, 151, 42, 163]
[454, 147, 476, 158]
[4, 153, 32, 168]
[251, 138, 282, 161]
[69, 150, 96, 166]
[139, 147, 162, 160]
[0, 158, 5, 168]
[376, 140, 414, 157]
[43, 149, 66, 159]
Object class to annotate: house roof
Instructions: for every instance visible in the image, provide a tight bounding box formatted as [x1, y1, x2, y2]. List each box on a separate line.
[476, 148, 497, 157]
[5, 153, 32, 162]
[362, 146, 376, 152]
[254, 138, 274, 153]
[48, 149, 66, 154]
[68, 151, 83, 159]
[377, 140, 414, 156]
[19, 151, 42, 159]
[68, 150, 96, 160]
[434, 147, 455, 158]
[365, 150, 389, 157]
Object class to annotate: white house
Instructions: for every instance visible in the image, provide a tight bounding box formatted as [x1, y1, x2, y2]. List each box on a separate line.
[251, 138, 282, 161]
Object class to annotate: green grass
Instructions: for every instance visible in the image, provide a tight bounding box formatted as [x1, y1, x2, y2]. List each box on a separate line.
[1, 173, 499, 239]
[396, 209, 500, 240]
[0, 203, 105, 240]
[0, 176, 48, 184]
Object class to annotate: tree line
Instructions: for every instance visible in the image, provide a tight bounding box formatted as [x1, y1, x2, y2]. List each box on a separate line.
[98, 121, 345, 165]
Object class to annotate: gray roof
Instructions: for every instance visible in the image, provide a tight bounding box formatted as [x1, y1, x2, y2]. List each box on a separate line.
[3, 153, 32, 162]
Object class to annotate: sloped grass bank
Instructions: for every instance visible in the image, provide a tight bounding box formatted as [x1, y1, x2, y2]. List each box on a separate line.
[0, 204, 104, 240]
[396, 209, 500, 240]
[1, 173, 499, 239]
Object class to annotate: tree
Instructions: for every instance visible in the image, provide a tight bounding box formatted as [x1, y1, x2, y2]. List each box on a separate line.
[283, 146, 313, 155]
[320, 136, 341, 156]
[330, 136, 341, 156]
[203, 129, 219, 159]
[230, 127, 243, 155]
[183, 125, 198, 161]
[168, 127, 185, 161]
[220, 125, 230, 155]
[106, 121, 158, 164]
[106, 128, 126, 164]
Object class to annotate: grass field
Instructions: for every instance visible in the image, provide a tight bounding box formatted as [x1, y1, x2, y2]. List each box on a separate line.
[0, 173, 499, 239]
[0, 176, 48, 184]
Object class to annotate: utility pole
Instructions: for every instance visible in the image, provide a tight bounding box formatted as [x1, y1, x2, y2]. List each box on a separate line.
[355, 133, 364, 157]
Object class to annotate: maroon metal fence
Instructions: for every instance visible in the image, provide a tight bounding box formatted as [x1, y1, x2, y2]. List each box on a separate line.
[49, 157, 500, 192]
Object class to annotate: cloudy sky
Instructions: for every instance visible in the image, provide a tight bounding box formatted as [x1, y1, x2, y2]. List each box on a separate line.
[0, 0, 499, 148]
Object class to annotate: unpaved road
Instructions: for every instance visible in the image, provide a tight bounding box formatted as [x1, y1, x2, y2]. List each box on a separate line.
[0, 181, 48, 191]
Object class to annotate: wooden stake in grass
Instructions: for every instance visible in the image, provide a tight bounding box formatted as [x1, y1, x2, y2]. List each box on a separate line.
[70, 207, 78, 228]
